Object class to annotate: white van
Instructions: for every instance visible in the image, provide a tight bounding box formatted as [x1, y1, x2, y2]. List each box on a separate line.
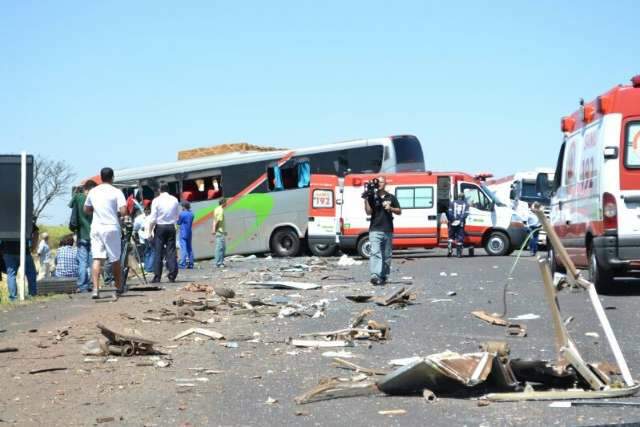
[544, 75, 640, 292]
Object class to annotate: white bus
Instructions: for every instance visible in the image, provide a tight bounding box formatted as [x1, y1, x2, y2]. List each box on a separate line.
[112, 135, 424, 259]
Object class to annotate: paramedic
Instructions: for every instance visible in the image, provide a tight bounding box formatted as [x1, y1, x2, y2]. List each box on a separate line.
[448, 193, 469, 258]
[364, 176, 401, 286]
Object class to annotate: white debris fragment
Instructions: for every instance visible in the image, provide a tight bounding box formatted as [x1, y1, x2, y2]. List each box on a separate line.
[322, 351, 357, 358]
[450, 273, 458, 277]
[337, 254, 362, 266]
[439, 272, 447, 277]
[388, 356, 422, 366]
[585, 332, 600, 339]
[509, 313, 541, 321]
[265, 397, 278, 405]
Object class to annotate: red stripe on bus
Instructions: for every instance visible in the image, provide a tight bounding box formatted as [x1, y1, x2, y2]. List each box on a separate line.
[193, 151, 295, 226]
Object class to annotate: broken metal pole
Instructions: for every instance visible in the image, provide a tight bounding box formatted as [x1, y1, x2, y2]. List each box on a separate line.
[537, 258, 571, 362]
[533, 204, 634, 387]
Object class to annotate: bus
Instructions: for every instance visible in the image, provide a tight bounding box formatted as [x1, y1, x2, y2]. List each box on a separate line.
[111, 135, 424, 259]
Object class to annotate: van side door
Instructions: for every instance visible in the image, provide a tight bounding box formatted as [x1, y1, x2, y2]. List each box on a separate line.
[393, 184, 438, 247]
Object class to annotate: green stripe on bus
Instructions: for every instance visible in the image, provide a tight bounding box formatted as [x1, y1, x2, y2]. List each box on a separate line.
[225, 194, 274, 252]
[193, 194, 275, 251]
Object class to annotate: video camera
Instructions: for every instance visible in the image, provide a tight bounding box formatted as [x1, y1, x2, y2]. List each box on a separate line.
[361, 178, 380, 199]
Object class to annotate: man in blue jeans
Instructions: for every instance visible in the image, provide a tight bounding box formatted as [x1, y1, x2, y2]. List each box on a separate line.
[0, 240, 38, 300]
[364, 176, 401, 286]
[69, 179, 97, 292]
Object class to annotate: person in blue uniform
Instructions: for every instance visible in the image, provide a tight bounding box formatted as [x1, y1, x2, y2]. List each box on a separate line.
[447, 193, 469, 258]
[177, 201, 195, 269]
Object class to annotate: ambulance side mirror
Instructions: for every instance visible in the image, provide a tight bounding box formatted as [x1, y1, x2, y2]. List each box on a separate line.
[604, 146, 618, 159]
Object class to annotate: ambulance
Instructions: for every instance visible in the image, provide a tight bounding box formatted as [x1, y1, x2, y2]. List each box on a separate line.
[307, 172, 528, 257]
[542, 74, 640, 293]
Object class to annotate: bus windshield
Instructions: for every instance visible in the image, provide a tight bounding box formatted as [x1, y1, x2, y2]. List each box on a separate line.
[392, 136, 425, 172]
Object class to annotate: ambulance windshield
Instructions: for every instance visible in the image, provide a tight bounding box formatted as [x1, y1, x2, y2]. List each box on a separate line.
[481, 184, 506, 207]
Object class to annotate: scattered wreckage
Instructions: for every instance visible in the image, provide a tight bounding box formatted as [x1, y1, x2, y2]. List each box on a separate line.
[295, 205, 639, 405]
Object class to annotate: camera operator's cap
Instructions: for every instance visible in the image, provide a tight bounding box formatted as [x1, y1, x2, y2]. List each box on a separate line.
[41, 232, 49, 239]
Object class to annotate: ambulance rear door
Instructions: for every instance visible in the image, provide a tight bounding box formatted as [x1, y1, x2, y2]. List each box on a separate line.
[308, 175, 339, 244]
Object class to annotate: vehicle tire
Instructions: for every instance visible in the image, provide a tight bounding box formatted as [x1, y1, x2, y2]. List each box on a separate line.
[548, 245, 565, 274]
[484, 231, 510, 256]
[589, 249, 614, 294]
[357, 235, 372, 259]
[308, 242, 338, 257]
[270, 228, 301, 257]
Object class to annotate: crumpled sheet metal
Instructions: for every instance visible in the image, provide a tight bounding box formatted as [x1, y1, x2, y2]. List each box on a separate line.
[377, 351, 494, 395]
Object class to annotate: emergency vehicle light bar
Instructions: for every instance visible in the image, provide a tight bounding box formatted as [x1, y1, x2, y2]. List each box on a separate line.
[474, 173, 493, 181]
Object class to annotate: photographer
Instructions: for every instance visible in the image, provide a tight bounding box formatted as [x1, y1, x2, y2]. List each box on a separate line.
[364, 176, 401, 286]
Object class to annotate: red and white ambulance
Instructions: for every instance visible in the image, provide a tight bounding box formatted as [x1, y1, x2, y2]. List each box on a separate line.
[544, 74, 640, 293]
[308, 172, 528, 257]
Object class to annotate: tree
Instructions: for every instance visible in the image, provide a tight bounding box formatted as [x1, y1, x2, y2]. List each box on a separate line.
[33, 156, 76, 221]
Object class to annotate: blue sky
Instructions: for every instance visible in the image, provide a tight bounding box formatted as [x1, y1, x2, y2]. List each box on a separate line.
[1, 1, 639, 223]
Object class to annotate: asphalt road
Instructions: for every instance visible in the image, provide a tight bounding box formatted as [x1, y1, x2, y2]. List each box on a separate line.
[2, 249, 640, 426]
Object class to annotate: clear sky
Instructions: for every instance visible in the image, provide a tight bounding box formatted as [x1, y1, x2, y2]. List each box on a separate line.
[1, 1, 639, 223]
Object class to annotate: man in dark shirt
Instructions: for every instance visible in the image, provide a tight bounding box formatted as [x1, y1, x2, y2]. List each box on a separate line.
[69, 180, 97, 292]
[364, 176, 401, 285]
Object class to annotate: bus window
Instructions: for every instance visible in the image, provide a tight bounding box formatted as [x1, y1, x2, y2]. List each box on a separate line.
[267, 161, 310, 191]
[182, 175, 223, 201]
[347, 146, 383, 173]
[393, 135, 425, 172]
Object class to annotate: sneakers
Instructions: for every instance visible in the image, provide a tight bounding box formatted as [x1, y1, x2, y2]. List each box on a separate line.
[91, 289, 100, 300]
[370, 275, 381, 286]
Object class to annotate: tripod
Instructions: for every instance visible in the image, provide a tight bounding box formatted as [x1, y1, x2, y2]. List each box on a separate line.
[99, 221, 148, 297]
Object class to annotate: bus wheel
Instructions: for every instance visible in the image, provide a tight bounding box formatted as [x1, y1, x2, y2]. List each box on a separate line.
[484, 231, 509, 256]
[309, 242, 337, 257]
[589, 249, 613, 294]
[270, 228, 301, 257]
[357, 235, 372, 258]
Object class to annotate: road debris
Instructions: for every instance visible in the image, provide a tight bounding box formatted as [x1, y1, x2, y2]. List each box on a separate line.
[337, 254, 362, 266]
[245, 281, 321, 290]
[423, 389, 436, 403]
[181, 283, 214, 293]
[585, 332, 600, 339]
[378, 409, 406, 416]
[28, 367, 68, 374]
[265, 397, 278, 405]
[172, 328, 225, 341]
[509, 313, 540, 321]
[214, 286, 235, 299]
[289, 339, 354, 348]
[472, 310, 508, 326]
[97, 324, 156, 357]
[374, 287, 416, 306]
[0, 347, 19, 353]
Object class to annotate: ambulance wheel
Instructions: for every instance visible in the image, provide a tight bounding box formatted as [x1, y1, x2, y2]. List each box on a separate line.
[357, 236, 372, 258]
[270, 228, 301, 257]
[309, 242, 337, 257]
[484, 231, 509, 256]
[589, 250, 613, 294]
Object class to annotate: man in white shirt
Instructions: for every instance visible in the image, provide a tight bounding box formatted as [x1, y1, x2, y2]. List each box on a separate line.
[149, 183, 180, 283]
[84, 167, 127, 299]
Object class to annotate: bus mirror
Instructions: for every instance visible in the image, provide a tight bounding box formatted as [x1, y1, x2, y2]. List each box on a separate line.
[604, 146, 618, 159]
[509, 188, 516, 200]
[535, 173, 551, 198]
